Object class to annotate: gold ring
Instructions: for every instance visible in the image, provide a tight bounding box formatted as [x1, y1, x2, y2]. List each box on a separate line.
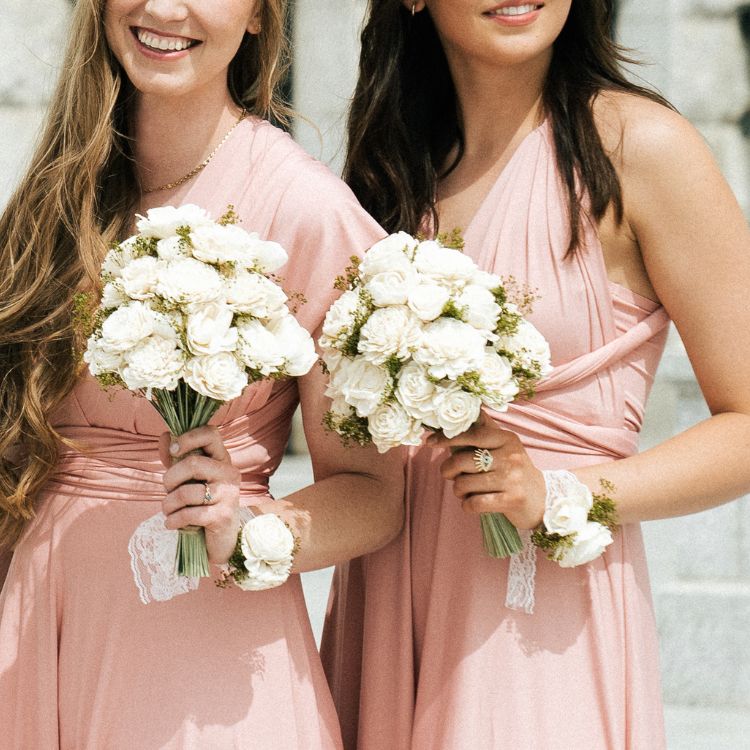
[473, 448, 493, 473]
[202, 483, 213, 505]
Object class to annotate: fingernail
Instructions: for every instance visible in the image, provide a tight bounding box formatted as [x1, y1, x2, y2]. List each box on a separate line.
[169, 441, 180, 456]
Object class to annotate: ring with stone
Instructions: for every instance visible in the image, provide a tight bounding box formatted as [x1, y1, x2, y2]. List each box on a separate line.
[473, 448, 494, 473]
[202, 483, 213, 505]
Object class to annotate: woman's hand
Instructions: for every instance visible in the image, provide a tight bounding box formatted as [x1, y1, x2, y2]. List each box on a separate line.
[434, 414, 546, 530]
[158, 426, 241, 565]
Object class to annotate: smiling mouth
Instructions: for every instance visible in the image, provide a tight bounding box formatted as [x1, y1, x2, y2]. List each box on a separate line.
[485, 4, 544, 16]
[132, 27, 201, 52]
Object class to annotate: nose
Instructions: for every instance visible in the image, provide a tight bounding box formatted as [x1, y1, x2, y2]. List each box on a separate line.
[143, 0, 189, 23]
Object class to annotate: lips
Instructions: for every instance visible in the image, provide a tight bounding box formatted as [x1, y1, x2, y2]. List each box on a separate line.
[484, 2, 544, 17]
[132, 27, 201, 53]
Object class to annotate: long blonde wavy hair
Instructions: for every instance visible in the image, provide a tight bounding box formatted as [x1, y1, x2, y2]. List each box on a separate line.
[0, 0, 291, 549]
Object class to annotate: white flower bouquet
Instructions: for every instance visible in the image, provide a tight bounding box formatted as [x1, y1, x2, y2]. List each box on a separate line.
[81, 204, 317, 577]
[319, 231, 553, 558]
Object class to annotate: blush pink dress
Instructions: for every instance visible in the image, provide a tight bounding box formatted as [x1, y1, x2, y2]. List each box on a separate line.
[0, 118, 383, 749]
[322, 120, 671, 749]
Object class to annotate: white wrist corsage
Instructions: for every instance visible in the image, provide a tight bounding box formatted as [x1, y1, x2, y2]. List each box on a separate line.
[531, 470, 617, 567]
[216, 509, 299, 591]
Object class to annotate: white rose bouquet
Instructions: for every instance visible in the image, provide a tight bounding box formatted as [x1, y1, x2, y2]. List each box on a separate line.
[79, 204, 317, 577]
[319, 231, 553, 558]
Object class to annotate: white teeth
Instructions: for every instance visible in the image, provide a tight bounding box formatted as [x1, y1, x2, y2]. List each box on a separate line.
[490, 4, 538, 16]
[136, 29, 194, 52]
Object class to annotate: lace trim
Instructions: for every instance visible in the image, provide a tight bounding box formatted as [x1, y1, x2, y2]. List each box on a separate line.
[128, 512, 199, 605]
[505, 529, 537, 614]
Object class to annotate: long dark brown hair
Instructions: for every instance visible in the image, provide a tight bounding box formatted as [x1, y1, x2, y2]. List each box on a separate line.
[345, 0, 673, 246]
[0, 0, 291, 549]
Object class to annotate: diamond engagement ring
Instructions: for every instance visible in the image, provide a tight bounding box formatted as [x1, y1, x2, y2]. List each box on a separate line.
[473, 448, 494, 473]
[202, 483, 213, 505]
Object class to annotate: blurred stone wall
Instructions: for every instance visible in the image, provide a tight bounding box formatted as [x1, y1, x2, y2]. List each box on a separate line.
[2, 0, 748, 714]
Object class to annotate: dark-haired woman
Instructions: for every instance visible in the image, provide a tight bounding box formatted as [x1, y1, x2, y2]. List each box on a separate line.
[0, 1, 403, 747]
[321, 1, 750, 748]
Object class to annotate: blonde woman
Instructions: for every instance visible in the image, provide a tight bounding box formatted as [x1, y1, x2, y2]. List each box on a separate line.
[0, 1, 401, 747]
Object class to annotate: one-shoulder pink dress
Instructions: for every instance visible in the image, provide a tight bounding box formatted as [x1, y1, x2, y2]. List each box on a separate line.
[0, 118, 383, 749]
[322, 120, 671, 749]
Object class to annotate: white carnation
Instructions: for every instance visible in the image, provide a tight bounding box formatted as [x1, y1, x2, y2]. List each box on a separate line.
[357, 306, 421, 365]
[497, 318, 553, 377]
[236, 318, 285, 376]
[433, 386, 482, 438]
[556, 522, 613, 568]
[155, 257, 224, 304]
[328, 357, 390, 418]
[121, 335, 185, 391]
[478, 349, 519, 411]
[471, 269, 503, 290]
[101, 237, 138, 279]
[83, 336, 123, 376]
[407, 283, 450, 322]
[394, 361, 439, 421]
[119, 255, 163, 300]
[319, 290, 362, 349]
[414, 241, 477, 289]
[368, 402, 423, 453]
[190, 223, 255, 265]
[266, 314, 317, 377]
[413, 317, 485, 380]
[237, 514, 295, 591]
[243, 236, 288, 273]
[155, 235, 185, 261]
[455, 284, 501, 334]
[184, 352, 248, 401]
[99, 301, 158, 353]
[101, 281, 128, 309]
[135, 204, 212, 239]
[186, 301, 238, 356]
[225, 269, 288, 319]
[359, 232, 417, 280]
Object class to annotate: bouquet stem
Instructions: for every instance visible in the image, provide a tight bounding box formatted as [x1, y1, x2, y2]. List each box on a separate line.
[153, 384, 222, 578]
[480, 512, 523, 558]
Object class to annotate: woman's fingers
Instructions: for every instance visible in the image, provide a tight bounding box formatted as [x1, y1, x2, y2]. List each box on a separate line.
[165, 426, 231, 463]
[162, 452, 240, 493]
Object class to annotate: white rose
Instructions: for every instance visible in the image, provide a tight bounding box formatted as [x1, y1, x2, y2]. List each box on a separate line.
[359, 232, 417, 280]
[413, 317, 485, 380]
[266, 314, 317, 377]
[101, 281, 128, 309]
[236, 318, 285, 375]
[99, 301, 158, 353]
[184, 352, 248, 401]
[357, 306, 421, 365]
[225, 269, 288, 319]
[478, 349, 519, 411]
[368, 402, 423, 453]
[243, 236, 288, 273]
[119, 255, 162, 300]
[433, 386, 482, 438]
[471, 269, 503, 290]
[394, 361, 438, 421]
[237, 514, 295, 591]
[497, 318, 553, 377]
[455, 284, 501, 334]
[407, 282, 451, 322]
[135, 204, 212, 239]
[186, 301, 238, 356]
[330, 357, 390, 418]
[365, 267, 418, 307]
[155, 257, 224, 304]
[83, 336, 123, 376]
[101, 237, 138, 279]
[414, 241, 477, 289]
[556, 522, 613, 568]
[543, 479, 593, 537]
[189, 223, 254, 265]
[121, 335, 185, 391]
[156, 235, 186, 261]
[320, 290, 363, 349]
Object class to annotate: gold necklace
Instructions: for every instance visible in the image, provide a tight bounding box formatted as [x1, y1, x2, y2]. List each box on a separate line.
[143, 109, 247, 194]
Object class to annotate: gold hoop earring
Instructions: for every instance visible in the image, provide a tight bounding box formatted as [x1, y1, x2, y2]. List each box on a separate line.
[411, 2, 417, 16]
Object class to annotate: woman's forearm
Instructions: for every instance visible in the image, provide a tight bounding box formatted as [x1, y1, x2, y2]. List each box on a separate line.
[575, 412, 750, 525]
[255, 469, 404, 573]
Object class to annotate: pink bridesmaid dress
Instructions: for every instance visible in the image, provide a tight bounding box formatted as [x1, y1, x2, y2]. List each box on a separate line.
[322, 119, 671, 749]
[0, 118, 383, 749]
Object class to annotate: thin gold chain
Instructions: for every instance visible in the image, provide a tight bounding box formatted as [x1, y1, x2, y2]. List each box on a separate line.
[143, 109, 247, 194]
